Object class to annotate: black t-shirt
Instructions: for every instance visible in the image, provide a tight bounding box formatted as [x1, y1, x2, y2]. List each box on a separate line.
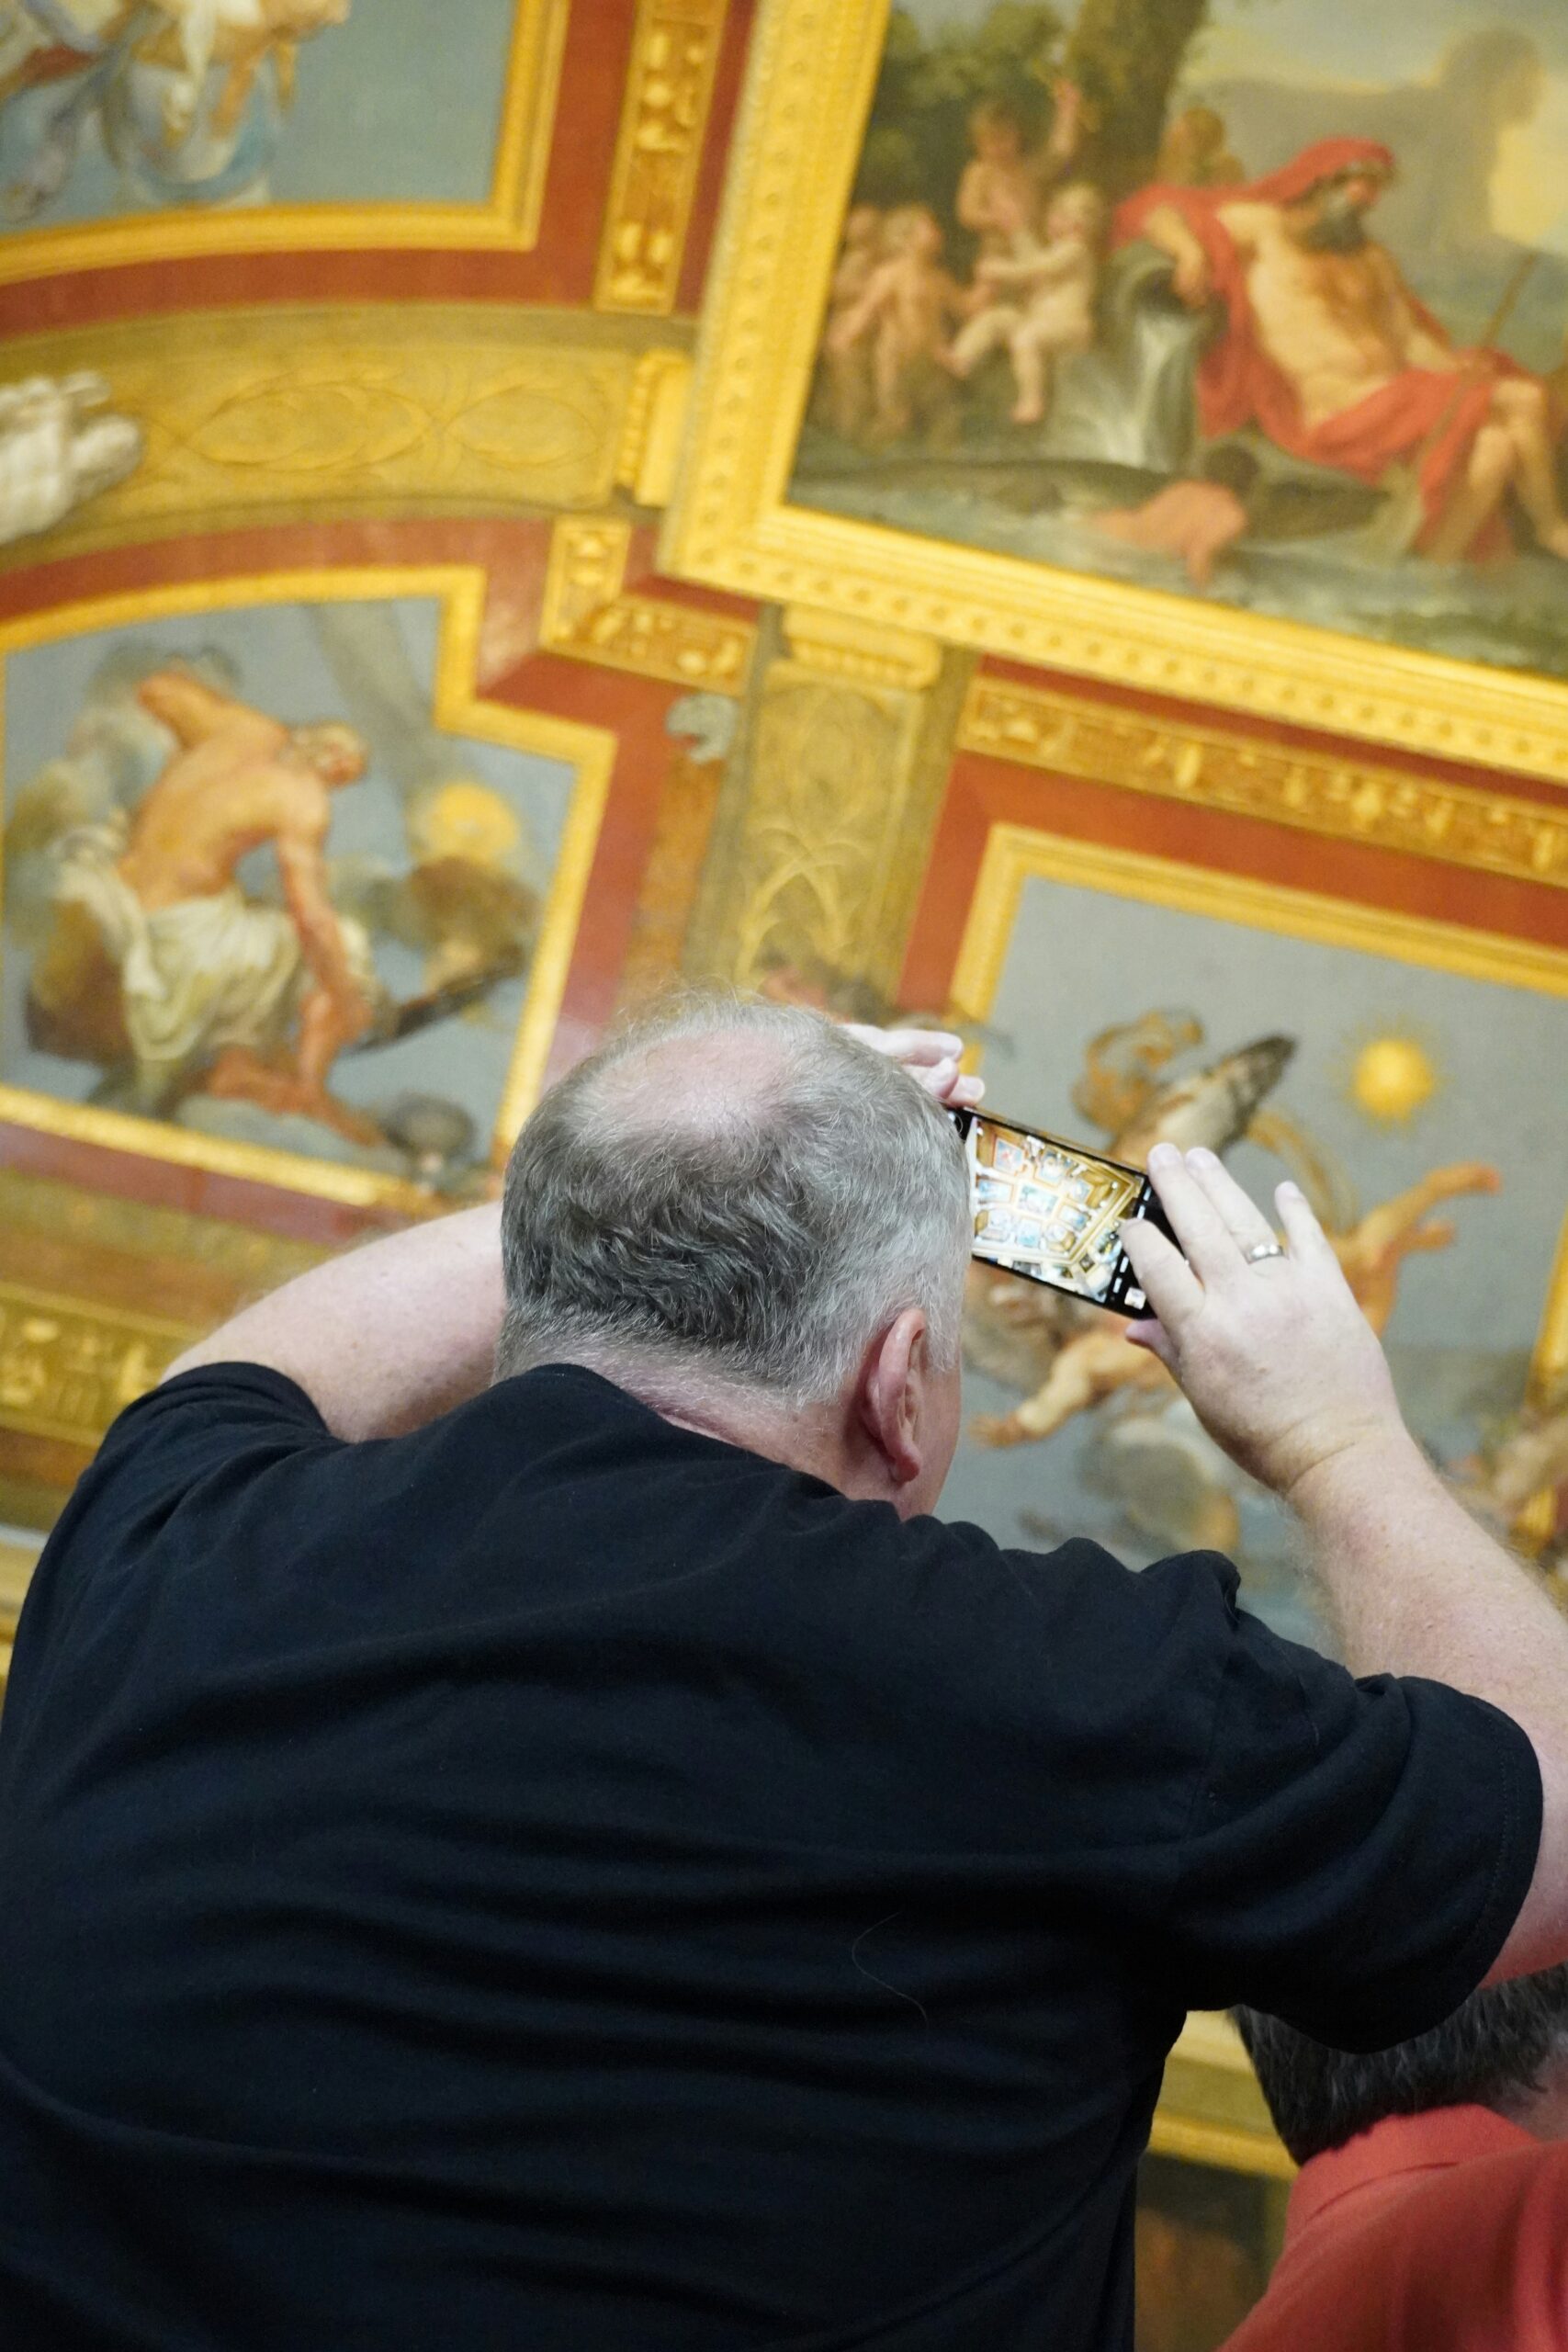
[0, 1363, 1540, 2352]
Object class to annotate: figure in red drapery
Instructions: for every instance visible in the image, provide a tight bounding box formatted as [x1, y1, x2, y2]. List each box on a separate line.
[1109, 137, 1568, 565]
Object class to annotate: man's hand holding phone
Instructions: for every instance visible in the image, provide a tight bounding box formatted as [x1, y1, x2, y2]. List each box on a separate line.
[1120, 1144, 1416, 1506]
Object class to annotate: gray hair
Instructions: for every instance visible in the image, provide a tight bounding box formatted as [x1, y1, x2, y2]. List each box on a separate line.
[495, 994, 971, 1403]
[1234, 1969, 1568, 2166]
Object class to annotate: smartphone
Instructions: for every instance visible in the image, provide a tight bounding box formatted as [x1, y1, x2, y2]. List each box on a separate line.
[948, 1106, 1178, 1317]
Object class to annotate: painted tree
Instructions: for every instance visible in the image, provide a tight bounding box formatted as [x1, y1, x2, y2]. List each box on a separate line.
[855, 4, 1066, 243]
[1064, 0, 1211, 197]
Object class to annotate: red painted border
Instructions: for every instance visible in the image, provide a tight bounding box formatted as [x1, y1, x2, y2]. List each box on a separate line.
[901, 744, 1568, 1015]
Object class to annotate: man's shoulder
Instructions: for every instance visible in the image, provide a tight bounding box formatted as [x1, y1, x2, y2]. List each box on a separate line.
[871, 1509, 1241, 1665]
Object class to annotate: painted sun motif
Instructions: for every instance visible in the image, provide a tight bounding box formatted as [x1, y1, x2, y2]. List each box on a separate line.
[409, 779, 528, 874]
[1342, 1030, 1444, 1127]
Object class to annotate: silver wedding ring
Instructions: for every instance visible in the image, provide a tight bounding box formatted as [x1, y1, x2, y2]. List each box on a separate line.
[1245, 1241, 1286, 1264]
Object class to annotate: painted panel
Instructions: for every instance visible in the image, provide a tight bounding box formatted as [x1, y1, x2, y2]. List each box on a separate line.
[665, 0, 1568, 781]
[0, 572, 614, 1210]
[940, 829, 1568, 1647]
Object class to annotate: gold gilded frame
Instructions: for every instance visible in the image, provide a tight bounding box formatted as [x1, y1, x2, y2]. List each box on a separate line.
[0, 0, 569, 288]
[953, 829, 1568, 1013]
[951, 820, 1568, 1513]
[663, 0, 1568, 788]
[1151, 2012, 1292, 2181]
[0, 567, 616, 1213]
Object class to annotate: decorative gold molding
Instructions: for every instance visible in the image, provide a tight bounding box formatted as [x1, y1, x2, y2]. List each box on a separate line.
[0, 568, 616, 1213]
[0, 1170, 327, 1294]
[960, 679, 1568, 893]
[0, 1281, 188, 1449]
[727, 658, 927, 989]
[1517, 1208, 1568, 1553]
[615, 349, 696, 507]
[1149, 2013, 1292, 2182]
[782, 606, 942, 692]
[660, 0, 1568, 788]
[0, 309, 694, 570]
[541, 518, 635, 634]
[540, 517, 756, 691]
[683, 609, 969, 998]
[0, 0, 569, 289]
[0, 1527, 41, 1696]
[594, 0, 730, 314]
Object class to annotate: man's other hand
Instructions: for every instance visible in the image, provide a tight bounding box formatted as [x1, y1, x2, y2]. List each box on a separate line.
[844, 1026, 985, 1109]
[1119, 1145, 1411, 1503]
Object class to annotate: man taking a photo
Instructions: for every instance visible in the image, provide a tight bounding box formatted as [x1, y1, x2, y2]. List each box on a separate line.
[0, 995, 1564, 2352]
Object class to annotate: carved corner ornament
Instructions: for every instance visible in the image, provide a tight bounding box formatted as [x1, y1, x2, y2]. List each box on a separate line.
[540, 517, 756, 693]
[0, 1283, 187, 1452]
[595, 0, 731, 314]
[616, 348, 696, 508]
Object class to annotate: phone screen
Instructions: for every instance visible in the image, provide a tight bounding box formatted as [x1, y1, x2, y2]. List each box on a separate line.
[949, 1107, 1176, 1317]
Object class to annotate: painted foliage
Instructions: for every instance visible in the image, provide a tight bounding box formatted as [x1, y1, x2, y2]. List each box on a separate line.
[0, 0, 517, 220]
[937, 858, 1568, 1651]
[795, 0, 1568, 682]
[0, 594, 581, 1198]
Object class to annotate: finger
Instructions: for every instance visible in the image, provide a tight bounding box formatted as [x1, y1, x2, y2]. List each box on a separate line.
[1143, 1144, 1247, 1289]
[1124, 1316, 1174, 1371]
[1184, 1148, 1278, 1255]
[863, 1027, 964, 1067]
[1121, 1212, 1203, 1329]
[905, 1056, 984, 1108]
[1274, 1181, 1342, 1273]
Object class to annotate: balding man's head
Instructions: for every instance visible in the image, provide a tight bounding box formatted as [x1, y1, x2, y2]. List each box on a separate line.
[495, 997, 970, 1408]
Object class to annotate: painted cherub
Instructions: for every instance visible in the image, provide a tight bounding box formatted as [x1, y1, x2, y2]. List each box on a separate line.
[956, 81, 1083, 260]
[142, 0, 351, 143]
[818, 202, 884, 440]
[943, 180, 1105, 424]
[826, 204, 968, 443]
[0, 0, 350, 217]
[1155, 104, 1243, 190]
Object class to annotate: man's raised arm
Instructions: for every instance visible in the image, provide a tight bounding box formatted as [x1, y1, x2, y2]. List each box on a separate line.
[164, 1204, 507, 1442]
[275, 814, 371, 1060]
[137, 669, 272, 748]
[1122, 1148, 1568, 1984]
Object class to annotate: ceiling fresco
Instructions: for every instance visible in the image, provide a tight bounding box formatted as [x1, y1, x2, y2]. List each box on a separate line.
[0, 4, 1563, 2290]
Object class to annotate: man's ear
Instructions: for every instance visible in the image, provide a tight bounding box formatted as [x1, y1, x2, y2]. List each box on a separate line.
[857, 1307, 930, 1489]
